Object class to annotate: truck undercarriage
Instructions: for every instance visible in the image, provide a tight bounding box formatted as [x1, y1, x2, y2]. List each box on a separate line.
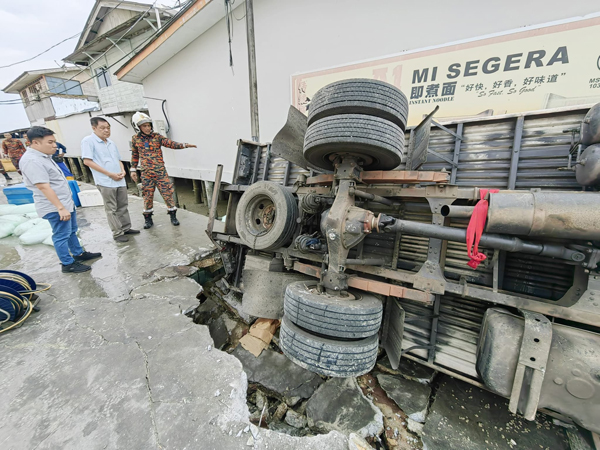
[208, 79, 600, 434]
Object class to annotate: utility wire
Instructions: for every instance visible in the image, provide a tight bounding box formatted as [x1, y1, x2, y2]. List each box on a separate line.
[0, 1, 127, 70]
[0, 1, 159, 106]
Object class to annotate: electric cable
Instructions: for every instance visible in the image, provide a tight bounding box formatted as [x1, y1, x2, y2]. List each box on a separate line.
[0, 1, 127, 70]
[0, 1, 159, 106]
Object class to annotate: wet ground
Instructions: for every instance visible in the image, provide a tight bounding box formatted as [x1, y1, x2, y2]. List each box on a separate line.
[0, 184, 347, 450]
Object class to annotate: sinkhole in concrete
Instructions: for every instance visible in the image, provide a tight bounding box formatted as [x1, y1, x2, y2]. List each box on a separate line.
[184, 262, 426, 447]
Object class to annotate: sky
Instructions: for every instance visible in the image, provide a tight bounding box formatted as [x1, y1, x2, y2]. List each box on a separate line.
[0, 0, 163, 132]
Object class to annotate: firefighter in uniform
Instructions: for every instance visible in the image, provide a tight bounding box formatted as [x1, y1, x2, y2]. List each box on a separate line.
[2, 132, 26, 174]
[0, 160, 12, 182]
[130, 112, 197, 229]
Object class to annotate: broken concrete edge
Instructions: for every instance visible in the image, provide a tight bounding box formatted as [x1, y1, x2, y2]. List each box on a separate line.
[150, 292, 351, 448]
[213, 361, 350, 448]
[307, 377, 384, 439]
[353, 377, 385, 439]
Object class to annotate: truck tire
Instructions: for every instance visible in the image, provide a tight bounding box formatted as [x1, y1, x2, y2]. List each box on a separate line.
[284, 281, 383, 338]
[303, 114, 404, 171]
[235, 181, 298, 251]
[280, 315, 379, 377]
[307, 79, 408, 130]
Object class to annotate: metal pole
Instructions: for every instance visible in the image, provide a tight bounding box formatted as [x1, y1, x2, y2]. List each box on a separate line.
[383, 218, 585, 262]
[206, 164, 224, 240]
[155, 8, 162, 29]
[245, 0, 260, 141]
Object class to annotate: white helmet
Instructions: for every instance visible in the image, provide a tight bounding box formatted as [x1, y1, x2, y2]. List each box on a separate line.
[133, 111, 152, 130]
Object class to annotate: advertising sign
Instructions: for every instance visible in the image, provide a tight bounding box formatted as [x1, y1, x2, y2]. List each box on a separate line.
[292, 16, 600, 126]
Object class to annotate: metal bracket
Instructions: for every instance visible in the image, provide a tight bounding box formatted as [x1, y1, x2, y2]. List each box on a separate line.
[427, 148, 459, 167]
[432, 119, 463, 140]
[412, 199, 452, 294]
[381, 297, 405, 370]
[508, 311, 553, 420]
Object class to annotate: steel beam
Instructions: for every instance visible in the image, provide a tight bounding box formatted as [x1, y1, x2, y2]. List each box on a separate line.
[507, 116, 525, 189]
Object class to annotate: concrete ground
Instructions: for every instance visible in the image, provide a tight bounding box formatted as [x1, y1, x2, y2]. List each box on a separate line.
[0, 187, 347, 450]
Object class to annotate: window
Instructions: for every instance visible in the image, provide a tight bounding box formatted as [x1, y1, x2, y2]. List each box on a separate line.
[95, 67, 112, 89]
[20, 89, 30, 106]
[45, 76, 83, 96]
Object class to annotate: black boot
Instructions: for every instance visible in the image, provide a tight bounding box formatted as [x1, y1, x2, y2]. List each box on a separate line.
[168, 210, 180, 226]
[3, 172, 11, 181]
[143, 212, 154, 229]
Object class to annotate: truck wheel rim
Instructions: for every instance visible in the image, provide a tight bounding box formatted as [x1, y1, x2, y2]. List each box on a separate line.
[245, 194, 276, 236]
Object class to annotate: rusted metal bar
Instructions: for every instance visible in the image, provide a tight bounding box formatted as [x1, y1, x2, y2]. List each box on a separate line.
[214, 233, 244, 245]
[344, 258, 388, 266]
[245, 0, 259, 142]
[306, 170, 450, 186]
[293, 261, 434, 304]
[351, 188, 394, 206]
[205, 164, 223, 247]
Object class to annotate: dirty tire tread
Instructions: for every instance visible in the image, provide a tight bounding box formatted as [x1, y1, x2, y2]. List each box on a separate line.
[285, 298, 382, 322]
[283, 281, 383, 339]
[280, 315, 378, 378]
[235, 181, 298, 251]
[303, 114, 404, 171]
[307, 79, 408, 130]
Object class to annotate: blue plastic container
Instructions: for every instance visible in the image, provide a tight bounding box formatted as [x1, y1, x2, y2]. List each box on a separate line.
[68, 180, 81, 207]
[3, 183, 34, 205]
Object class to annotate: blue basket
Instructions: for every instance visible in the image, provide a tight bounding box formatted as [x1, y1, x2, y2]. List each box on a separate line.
[3, 183, 34, 205]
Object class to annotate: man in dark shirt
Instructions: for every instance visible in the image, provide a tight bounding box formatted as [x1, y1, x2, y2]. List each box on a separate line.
[129, 112, 197, 229]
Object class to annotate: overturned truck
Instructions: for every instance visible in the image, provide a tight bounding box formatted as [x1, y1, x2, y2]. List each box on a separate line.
[208, 79, 600, 433]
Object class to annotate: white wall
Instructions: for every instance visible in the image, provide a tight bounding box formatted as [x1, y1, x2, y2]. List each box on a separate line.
[141, 0, 600, 183]
[52, 111, 137, 160]
[92, 34, 150, 114]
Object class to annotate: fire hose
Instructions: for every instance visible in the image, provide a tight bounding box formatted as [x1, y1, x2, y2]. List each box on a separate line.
[0, 270, 50, 334]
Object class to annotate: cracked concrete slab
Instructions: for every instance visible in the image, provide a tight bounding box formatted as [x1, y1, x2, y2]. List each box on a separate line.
[233, 346, 324, 406]
[376, 374, 431, 423]
[0, 197, 348, 450]
[306, 377, 384, 438]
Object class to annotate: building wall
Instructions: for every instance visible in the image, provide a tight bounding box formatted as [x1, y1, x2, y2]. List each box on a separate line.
[140, 0, 600, 183]
[90, 34, 150, 114]
[53, 111, 137, 160]
[96, 8, 138, 36]
[24, 97, 55, 124]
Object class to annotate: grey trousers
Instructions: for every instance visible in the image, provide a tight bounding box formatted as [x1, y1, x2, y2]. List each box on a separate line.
[97, 185, 131, 238]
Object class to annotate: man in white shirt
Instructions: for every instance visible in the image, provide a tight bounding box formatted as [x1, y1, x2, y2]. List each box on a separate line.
[81, 117, 139, 242]
[20, 126, 101, 273]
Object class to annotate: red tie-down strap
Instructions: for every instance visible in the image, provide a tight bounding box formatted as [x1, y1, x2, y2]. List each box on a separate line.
[466, 189, 499, 269]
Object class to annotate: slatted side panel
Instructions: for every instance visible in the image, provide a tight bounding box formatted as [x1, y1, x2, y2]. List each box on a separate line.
[287, 164, 310, 187]
[259, 152, 311, 186]
[516, 113, 584, 189]
[399, 295, 488, 379]
[361, 233, 396, 263]
[502, 253, 575, 300]
[255, 146, 269, 181]
[397, 201, 431, 272]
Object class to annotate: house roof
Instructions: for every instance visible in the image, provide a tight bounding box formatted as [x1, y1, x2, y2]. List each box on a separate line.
[116, 0, 226, 84]
[2, 67, 83, 94]
[74, 0, 167, 52]
[63, 11, 172, 65]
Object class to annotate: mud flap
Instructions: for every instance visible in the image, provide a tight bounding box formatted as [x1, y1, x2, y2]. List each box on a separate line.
[381, 296, 405, 370]
[271, 106, 327, 173]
